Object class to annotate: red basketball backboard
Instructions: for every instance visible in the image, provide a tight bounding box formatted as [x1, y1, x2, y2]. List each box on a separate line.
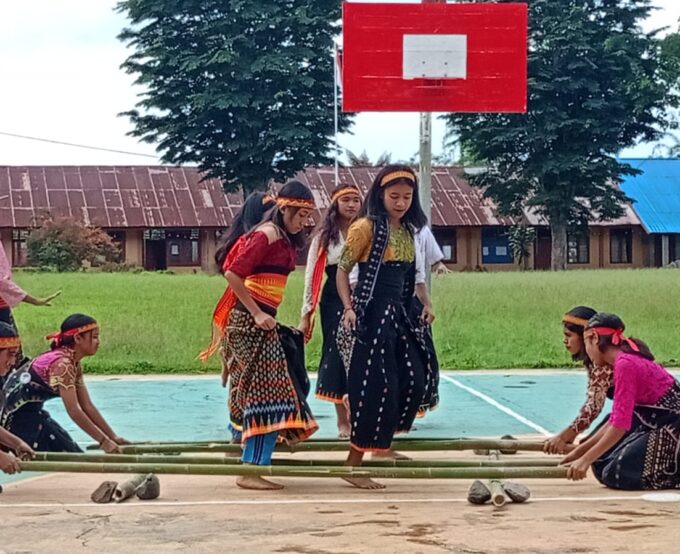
[341, 2, 528, 113]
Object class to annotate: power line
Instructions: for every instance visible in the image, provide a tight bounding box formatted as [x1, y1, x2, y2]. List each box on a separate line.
[0, 130, 160, 159]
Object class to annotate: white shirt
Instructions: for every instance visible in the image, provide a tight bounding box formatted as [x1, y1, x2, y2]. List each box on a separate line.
[301, 233, 346, 317]
[415, 226, 444, 285]
[347, 225, 444, 287]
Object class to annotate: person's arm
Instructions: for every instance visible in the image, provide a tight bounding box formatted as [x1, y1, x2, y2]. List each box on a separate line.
[224, 226, 278, 331]
[22, 291, 62, 306]
[563, 424, 627, 481]
[299, 235, 321, 334]
[336, 219, 370, 330]
[59, 385, 119, 453]
[414, 283, 435, 325]
[76, 384, 126, 444]
[563, 358, 635, 480]
[0, 427, 35, 459]
[0, 450, 21, 474]
[545, 365, 611, 454]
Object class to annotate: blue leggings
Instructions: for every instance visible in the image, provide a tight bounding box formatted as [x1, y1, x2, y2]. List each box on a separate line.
[242, 431, 278, 465]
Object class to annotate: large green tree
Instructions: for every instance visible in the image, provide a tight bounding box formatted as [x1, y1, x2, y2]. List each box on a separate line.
[117, 0, 351, 193]
[446, 0, 680, 270]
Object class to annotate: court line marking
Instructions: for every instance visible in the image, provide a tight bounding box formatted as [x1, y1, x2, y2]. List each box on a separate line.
[440, 374, 552, 437]
[0, 495, 656, 509]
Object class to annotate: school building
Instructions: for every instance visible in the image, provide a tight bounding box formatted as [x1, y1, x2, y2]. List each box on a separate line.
[0, 161, 678, 272]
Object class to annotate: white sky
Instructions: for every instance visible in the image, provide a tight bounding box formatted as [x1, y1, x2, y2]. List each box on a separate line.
[0, 0, 678, 166]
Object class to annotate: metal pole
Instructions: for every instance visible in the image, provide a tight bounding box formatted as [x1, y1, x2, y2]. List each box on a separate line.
[334, 42, 340, 188]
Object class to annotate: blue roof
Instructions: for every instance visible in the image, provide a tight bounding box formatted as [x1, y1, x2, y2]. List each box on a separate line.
[619, 158, 680, 234]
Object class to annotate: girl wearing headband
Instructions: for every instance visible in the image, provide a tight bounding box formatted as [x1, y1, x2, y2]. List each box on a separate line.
[544, 306, 614, 454]
[200, 180, 319, 490]
[336, 165, 437, 489]
[562, 312, 680, 489]
[213, 191, 276, 446]
[0, 322, 35, 474]
[2, 314, 128, 454]
[299, 184, 362, 440]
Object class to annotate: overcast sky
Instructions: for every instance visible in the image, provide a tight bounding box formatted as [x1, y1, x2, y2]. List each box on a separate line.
[0, 0, 679, 166]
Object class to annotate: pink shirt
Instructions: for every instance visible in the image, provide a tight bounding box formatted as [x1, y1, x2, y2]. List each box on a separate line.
[0, 242, 27, 308]
[610, 352, 676, 430]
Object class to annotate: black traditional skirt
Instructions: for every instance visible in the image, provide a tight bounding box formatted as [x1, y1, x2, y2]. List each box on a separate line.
[408, 296, 440, 414]
[7, 404, 82, 452]
[226, 309, 318, 444]
[592, 382, 680, 490]
[346, 262, 431, 453]
[315, 265, 347, 404]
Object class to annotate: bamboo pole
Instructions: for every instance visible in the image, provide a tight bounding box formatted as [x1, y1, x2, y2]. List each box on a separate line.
[114, 439, 546, 455]
[36, 452, 560, 468]
[20, 461, 568, 480]
[489, 480, 507, 508]
[85, 436, 501, 450]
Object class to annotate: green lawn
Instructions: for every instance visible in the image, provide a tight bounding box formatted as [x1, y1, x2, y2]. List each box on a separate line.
[11, 268, 680, 373]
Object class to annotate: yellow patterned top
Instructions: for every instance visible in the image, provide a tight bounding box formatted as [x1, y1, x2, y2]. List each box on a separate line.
[339, 217, 415, 272]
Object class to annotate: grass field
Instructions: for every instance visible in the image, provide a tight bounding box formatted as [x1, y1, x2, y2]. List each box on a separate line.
[11, 268, 680, 373]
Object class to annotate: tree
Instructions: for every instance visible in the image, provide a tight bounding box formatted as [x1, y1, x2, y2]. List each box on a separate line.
[27, 217, 120, 272]
[446, 1, 680, 270]
[344, 149, 393, 166]
[117, 0, 352, 193]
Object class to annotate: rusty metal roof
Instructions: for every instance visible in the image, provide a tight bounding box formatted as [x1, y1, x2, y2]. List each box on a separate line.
[0, 165, 639, 229]
[0, 166, 241, 228]
[296, 166, 517, 227]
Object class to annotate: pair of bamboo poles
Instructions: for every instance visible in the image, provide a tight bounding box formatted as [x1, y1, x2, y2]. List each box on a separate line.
[20, 437, 568, 480]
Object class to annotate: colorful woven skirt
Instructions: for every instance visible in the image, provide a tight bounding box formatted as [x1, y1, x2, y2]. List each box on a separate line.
[226, 309, 318, 444]
[592, 382, 680, 490]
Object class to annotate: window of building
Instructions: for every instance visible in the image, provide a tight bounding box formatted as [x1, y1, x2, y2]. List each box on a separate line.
[482, 227, 513, 264]
[165, 229, 201, 266]
[610, 229, 632, 264]
[432, 229, 456, 263]
[567, 232, 589, 264]
[12, 229, 30, 267]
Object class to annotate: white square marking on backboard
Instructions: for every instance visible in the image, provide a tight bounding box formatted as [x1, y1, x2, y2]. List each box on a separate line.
[403, 34, 467, 80]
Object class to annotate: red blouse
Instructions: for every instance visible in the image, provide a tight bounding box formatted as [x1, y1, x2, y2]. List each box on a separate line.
[226, 231, 296, 278]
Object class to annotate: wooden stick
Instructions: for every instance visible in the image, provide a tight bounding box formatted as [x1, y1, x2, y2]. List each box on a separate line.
[36, 452, 560, 468]
[20, 461, 568, 480]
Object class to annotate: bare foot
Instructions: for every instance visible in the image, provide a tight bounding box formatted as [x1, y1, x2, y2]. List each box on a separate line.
[342, 477, 386, 490]
[371, 449, 411, 461]
[236, 476, 284, 490]
[338, 424, 351, 440]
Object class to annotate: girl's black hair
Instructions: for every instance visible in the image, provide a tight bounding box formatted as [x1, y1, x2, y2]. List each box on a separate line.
[586, 312, 655, 361]
[215, 191, 276, 270]
[52, 313, 97, 350]
[563, 306, 597, 366]
[365, 165, 428, 230]
[0, 321, 18, 339]
[316, 184, 362, 250]
[260, 180, 314, 250]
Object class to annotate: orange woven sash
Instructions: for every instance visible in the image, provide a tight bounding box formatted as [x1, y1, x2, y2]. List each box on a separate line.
[304, 247, 328, 342]
[199, 235, 287, 361]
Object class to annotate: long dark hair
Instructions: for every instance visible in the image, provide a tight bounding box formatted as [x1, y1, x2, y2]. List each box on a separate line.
[365, 165, 427, 230]
[586, 312, 655, 361]
[316, 184, 361, 250]
[563, 306, 597, 367]
[52, 313, 97, 350]
[215, 191, 276, 270]
[260, 180, 314, 250]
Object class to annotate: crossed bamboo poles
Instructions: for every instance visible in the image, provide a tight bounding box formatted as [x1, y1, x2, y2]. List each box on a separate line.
[19, 437, 568, 480]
